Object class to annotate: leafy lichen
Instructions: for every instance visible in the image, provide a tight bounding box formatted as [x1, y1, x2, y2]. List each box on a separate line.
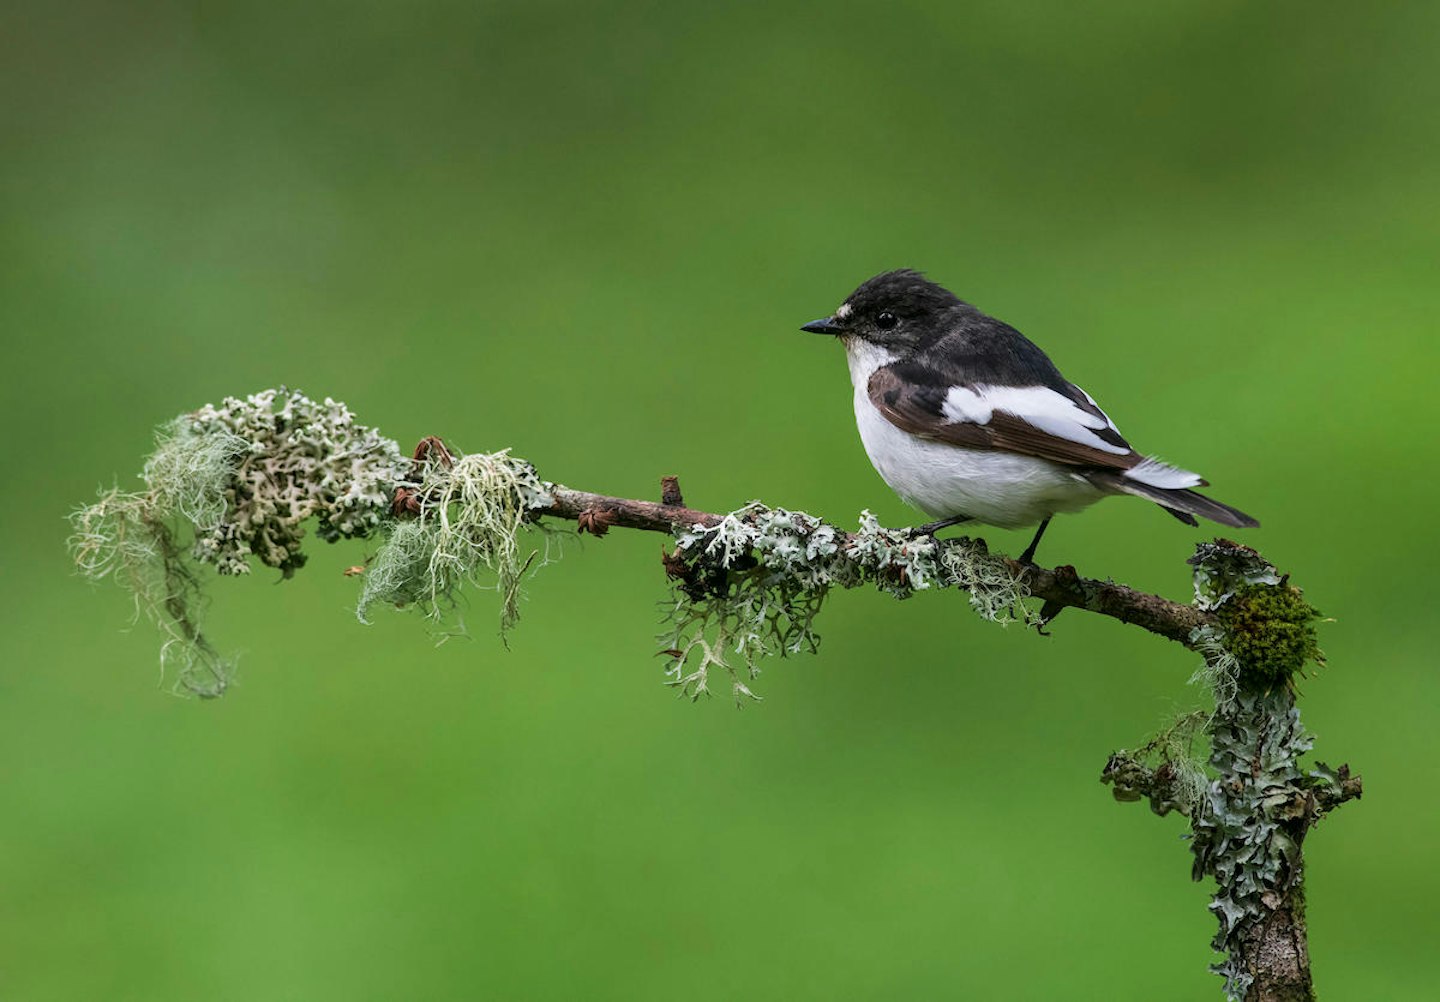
[1194, 685, 1313, 1001]
[1183, 541, 1326, 1001]
[661, 504, 1034, 702]
[1189, 540, 1282, 611]
[70, 389, 406, 695]
[187, 389, 407, 576]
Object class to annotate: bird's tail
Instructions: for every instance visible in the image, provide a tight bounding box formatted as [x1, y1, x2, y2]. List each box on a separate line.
[1086, 471, 1260, 529]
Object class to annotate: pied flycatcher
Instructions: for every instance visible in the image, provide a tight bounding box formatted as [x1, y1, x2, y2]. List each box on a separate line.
[802, 270, 1258, 563]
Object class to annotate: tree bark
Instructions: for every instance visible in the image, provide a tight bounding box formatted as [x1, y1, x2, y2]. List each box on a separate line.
[535, 483, 1214, 648]
[1240, 890, 1313, 1002]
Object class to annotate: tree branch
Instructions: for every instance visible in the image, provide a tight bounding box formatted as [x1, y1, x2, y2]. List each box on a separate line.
[71, 391, 1357, 1002]
[535, 482, 1215, 648]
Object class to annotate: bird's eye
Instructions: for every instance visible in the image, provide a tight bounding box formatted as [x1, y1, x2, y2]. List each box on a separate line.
[875, 311, 898, 330]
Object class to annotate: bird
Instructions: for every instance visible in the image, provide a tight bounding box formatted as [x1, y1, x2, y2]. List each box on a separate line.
[801, 270, 1258, 564]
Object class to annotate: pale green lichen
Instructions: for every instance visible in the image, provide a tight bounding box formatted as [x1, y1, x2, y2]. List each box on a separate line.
[70, 389, 406, 695]
[1102, 711, 1210, 818]
[1194, 684, 1313, 1001]
[357, 449, 554, 635]
[1189, 624, 1241, 714]
[1190, 540, 1283, 611]
[187, 389, 407, 576]
[69, 485, 235, 697]
[142, 418, 251, 531]
[661, 503, 1034, 702]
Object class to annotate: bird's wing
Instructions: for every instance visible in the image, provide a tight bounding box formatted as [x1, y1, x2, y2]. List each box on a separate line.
[868, 362, 1152, 473]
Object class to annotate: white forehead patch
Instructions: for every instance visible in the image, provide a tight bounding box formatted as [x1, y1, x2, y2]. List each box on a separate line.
[835, 302, 852, 319]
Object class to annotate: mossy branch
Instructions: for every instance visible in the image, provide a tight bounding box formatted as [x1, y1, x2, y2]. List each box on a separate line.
[536, 486, 1214, 645]
[70, 388, 1358, 1001]
[70, 388, 1223, 700]
[1101, 542, 1355, 1002]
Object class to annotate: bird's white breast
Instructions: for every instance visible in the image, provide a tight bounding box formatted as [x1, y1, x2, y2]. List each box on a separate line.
[843, 339, 1104, 529]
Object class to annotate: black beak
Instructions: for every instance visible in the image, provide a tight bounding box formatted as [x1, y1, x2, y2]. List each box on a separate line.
[801, 316, 843, 335]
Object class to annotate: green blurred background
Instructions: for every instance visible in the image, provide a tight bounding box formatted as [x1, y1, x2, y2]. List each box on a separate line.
[4, 2, 1437, 998]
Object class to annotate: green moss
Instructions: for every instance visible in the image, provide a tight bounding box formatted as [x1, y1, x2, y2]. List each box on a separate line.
[1217, 582, 1323, 690]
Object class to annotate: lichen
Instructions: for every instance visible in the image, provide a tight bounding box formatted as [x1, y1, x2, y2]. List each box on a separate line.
[1183, 541, 1326, 1001]
[70, 388, 406, 695]
[1189, 540, 1282, 612]
[1188, 624, 1242, 713]
[356, 449, 554, 635]
[1102, 710, 1210, 817]
[1193, 685, 1313, 1001]
[187, 389, 408, 576]
[142, 418, 251, 531]
[68, 485, 235, 697]
[661, 504, 1034, 702]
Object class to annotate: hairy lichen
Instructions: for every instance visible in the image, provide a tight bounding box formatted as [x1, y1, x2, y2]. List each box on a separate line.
[70, 389, 406, 695]
[661, 504, 1034, 702]
[1188, 624, 1242, 713]
[357, 449, 554, 634]
[1102, 711, 1210, 817]
[69, 486, 236, 697]
[142, 418, 251, 531]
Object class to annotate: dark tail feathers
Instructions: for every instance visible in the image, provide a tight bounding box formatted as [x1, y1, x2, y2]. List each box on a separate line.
[1086, 472, 1260, 529]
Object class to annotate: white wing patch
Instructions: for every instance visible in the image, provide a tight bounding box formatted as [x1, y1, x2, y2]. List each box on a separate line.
[944, 384, 1130, 456]
[868, 366, 1206, 488]
[1125, 456, 1204, 489]
[940, 385, 993, 424]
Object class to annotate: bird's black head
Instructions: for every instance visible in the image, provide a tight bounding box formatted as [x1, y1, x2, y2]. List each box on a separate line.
[801, 269, 967, 351]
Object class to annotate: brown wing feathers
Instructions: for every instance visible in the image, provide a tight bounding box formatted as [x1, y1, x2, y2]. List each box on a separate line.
[866, 366, 1144, 472]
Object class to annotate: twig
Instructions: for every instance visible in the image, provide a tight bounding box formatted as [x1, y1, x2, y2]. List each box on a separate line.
[532, 483, 1214, 648]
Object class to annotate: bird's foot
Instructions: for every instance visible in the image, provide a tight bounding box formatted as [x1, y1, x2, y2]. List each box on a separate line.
[1034, 599, 1066, 637]
[911, 515, 972, 538]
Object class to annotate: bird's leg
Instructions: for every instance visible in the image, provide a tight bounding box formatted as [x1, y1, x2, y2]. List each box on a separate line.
[912, 514, 972, 537]
[1018, 516, 1052, 565]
